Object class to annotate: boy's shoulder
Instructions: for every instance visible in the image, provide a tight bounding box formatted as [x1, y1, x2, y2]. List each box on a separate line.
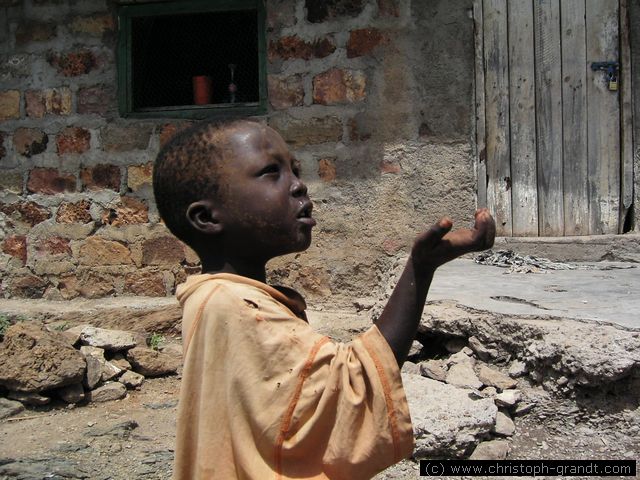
[177, 273, 306, 319]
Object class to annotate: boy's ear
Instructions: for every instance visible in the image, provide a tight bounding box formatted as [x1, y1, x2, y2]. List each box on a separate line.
[186, 200, 223, 235]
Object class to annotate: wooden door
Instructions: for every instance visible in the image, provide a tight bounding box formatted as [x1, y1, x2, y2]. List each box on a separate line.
[474, 0, 633, 236]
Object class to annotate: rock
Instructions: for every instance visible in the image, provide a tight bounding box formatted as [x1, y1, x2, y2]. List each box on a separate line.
[468, 336, 498, 361]
[119, 370, 144, 389]
[101, 361, 122, 382]
[508, 360, 528, 378]
[86, 419, 138, 438]
[419, 359, 447, 382]
[446, 362, 483, 389]
[7, 390, 51, 406]
[127, 347, 180, 377]
[493, 410, 516, 436]
[0, 457, 88, 479]
[88, 382, 127, 402]
[444, 338, 467, 353]
[110, 353, 131, 371]
[159, 343, 183, 358]
[495, 389, 522, 408]
[78, 326, 137, 351]
[0, 397, 25, 419]
[470, 439, 510, 460]
[514, 401, 536, 416]
[83, 355, 102, 389]
[407, 340, 423, 357]
[401, 361, 420, 375]
[481, 386, 497, 397]
[61, 324, 90, 345]
[0, 322, 86, 392]
[57, 383, 85, 404]
[446, 350, 475, 367]
[478, 365, 518, 391]
[402, 373, 497, 458]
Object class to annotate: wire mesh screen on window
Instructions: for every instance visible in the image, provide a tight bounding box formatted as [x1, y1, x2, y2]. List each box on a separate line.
[131, 10, 259, 110]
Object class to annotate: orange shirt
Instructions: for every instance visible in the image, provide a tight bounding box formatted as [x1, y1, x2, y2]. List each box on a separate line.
[174, 273, 413, 480]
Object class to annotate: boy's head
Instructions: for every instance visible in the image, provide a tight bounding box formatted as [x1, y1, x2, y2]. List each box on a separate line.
[153, 120, 315, 263]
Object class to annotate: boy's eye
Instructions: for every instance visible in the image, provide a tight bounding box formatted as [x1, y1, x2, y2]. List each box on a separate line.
[259, 164, 280, 176]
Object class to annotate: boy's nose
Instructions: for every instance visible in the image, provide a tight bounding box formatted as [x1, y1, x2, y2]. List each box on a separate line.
[290, 178, 308, 197]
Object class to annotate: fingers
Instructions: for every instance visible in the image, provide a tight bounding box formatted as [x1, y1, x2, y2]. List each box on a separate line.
[413, 217, 453, 250]
[472, 208, 496, 249]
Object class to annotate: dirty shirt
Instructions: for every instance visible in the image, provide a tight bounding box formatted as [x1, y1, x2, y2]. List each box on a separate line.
[173, 273, 414, 480]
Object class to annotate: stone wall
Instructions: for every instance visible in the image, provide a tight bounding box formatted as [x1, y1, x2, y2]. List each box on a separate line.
[0, 0, 478, 305]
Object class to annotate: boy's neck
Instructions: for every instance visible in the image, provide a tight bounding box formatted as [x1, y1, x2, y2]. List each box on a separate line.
[200, 257, 267, 284]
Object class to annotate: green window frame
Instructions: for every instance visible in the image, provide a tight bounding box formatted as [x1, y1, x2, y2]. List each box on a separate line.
[117, 0, 267, 119]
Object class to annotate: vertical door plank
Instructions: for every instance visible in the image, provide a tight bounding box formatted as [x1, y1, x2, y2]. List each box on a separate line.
[586, 0, 620, 234]
[474, 0, 488, 209]
[508, 0, 538, 236]
[561, 0, 589, 235]
[534, 0, 564, 236]
[483, 0, 512, 236]
[619, 0, 633, 231]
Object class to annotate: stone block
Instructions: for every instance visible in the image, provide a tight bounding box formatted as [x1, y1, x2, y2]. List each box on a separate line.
[268, 75, 304, 110]
[25, 90, 45, 118]
[268, 35, 335, 61]
[56, 127, 91, 155]
[305, 0, 364, 23]
[126, 163, 153, 191]
[142, 236, 185, 266]
[2, 235, 27, 264]
[313, 68, 366, 105]
[77, 85, 115, 115]
[81, 164, 121, 191]
[9, 274, 47, 298]
[47, 49, 96, 76]
[0, 398, 24, 420]
[127, 347, 179, 377]
[13, 128, 48, 157]
[76, 270, 116, 298]
[377, 0, 399, 17]
[269, 116, 343, 146]
[27, 168, 76, 194]
[7, 390, 50, 406]
[0, 170, 23, 194]
[101, 124, 152, 152]
[79, 237, 133, 266]
[69, 14, 115, 35]
[101, 196, 148, 226]
[0, 90, 20, 120]
[317, 157, 337, 182]
[78, 326, 137, 351]
[347, 28, 385, 58]
[56, 200, 92, 224]
[119, 370, 144, 389]
[0, 201, 51, 226]
[124, 270, 166, 296]
[44, 87, 72, 115]
[35, 236, 71, 256]
[57, 274, 80, 300]
[15, 21, 56, 45]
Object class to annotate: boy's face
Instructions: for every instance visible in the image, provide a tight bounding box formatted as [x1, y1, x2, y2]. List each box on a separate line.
[214, 124, 315, 261]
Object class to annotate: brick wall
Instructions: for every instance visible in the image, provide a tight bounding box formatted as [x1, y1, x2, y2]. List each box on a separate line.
[0, 0, 478, 305]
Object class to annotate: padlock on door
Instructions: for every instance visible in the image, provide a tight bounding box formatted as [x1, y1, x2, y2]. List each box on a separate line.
[608, 70, 618, 91]
[590, 61, 619, 92]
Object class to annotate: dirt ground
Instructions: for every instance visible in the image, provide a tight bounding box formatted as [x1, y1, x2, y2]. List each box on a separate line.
[1, 308, 639, 480]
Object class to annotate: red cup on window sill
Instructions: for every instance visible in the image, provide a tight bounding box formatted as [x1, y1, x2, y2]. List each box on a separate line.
[193, 75, 212, 105]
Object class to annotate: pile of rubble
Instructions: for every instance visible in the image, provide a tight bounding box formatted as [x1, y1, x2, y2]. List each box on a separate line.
[400, 337, 532, 460]
[0, 321, 180, 418]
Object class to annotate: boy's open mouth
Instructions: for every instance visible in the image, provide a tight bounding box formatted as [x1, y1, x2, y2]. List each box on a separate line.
[296, 203, 316, 226]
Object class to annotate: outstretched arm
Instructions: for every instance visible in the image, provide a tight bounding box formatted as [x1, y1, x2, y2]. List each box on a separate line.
[375, 208, 496, 366]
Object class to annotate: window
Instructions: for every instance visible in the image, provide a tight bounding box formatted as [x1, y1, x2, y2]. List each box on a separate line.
[117, 0, 267, 119]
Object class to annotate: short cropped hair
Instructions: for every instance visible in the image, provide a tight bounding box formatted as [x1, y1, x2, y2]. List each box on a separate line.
[152, 119, 258, 245]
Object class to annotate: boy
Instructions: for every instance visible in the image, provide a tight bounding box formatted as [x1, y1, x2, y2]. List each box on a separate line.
[153, 119, 495, 479]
